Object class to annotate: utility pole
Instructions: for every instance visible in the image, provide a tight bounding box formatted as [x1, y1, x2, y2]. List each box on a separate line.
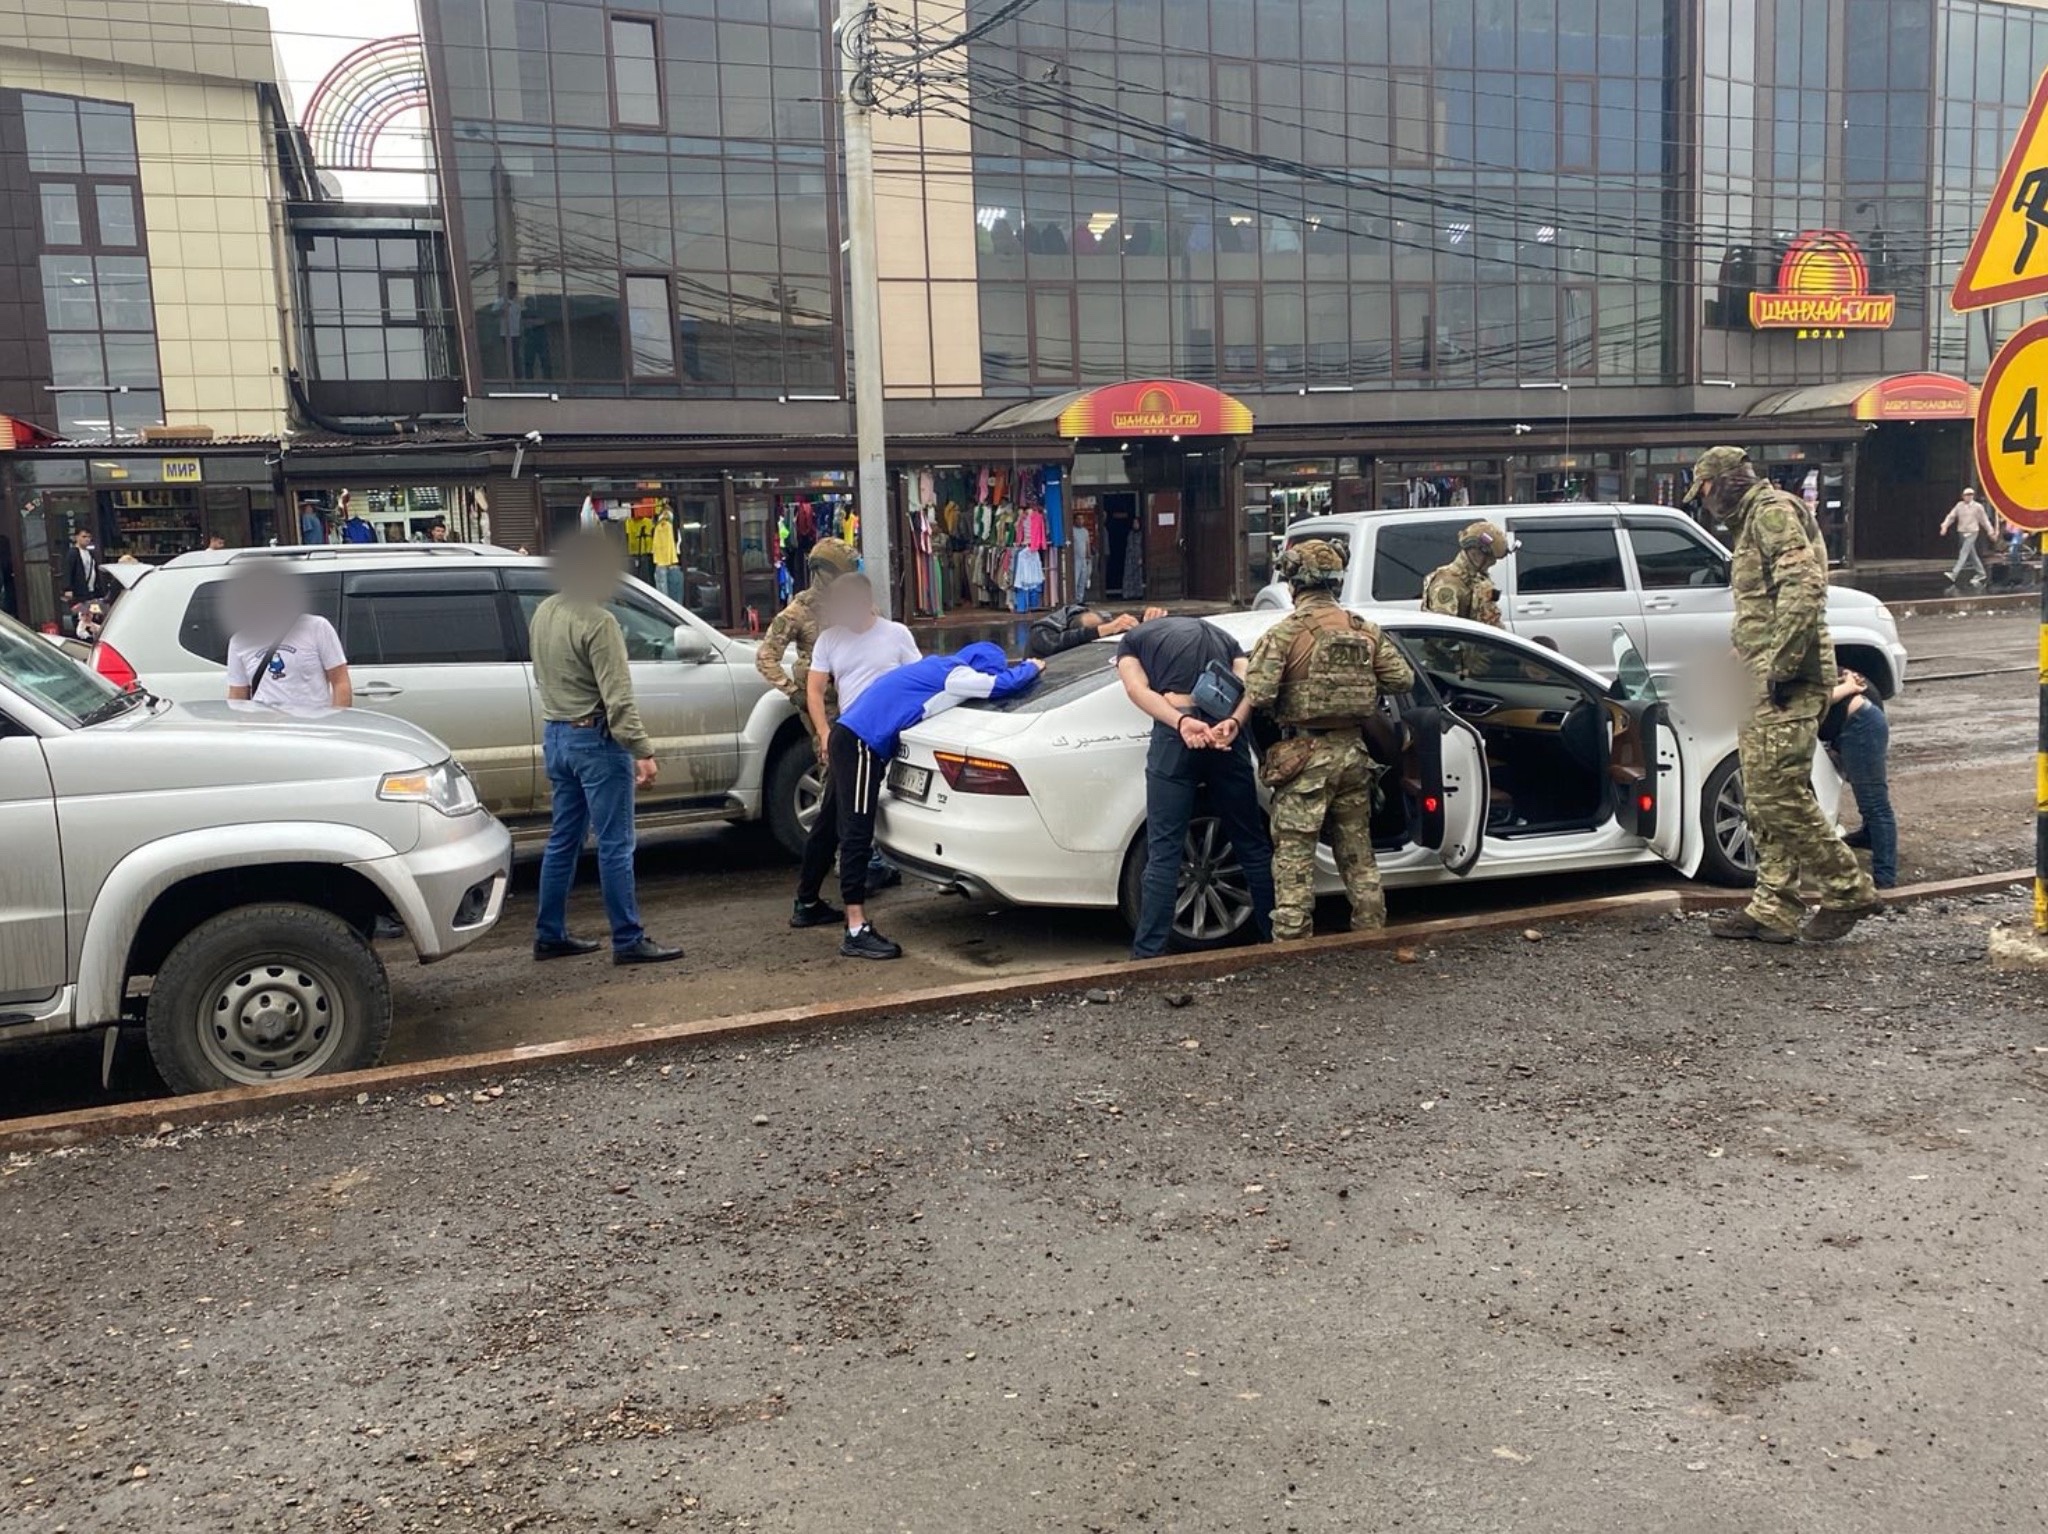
[835, 1, 893, 618]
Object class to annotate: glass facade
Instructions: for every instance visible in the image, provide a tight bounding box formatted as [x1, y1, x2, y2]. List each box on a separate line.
[1933, 0, 2048, 375]
[964, 0, 1677, 393]
[19, 91, 165, 440]
[425, 0, 842, 399]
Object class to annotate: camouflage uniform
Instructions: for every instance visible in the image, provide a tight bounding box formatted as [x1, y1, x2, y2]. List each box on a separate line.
[1714, 455, 1877, 935]
[1421, 521, 1509, 627]
[1246, 542, 1417, 940]
[755, 538, 858, 739]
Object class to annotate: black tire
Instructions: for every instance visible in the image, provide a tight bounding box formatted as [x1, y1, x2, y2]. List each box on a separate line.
[764, 737, 824, 860]
[145, 905, 392, 1093]
[1697, 752, 1759, 888]
[1116, 812, 1261, 953]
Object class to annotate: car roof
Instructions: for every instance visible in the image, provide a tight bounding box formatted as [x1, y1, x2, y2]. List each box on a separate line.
[161, 543, 526, 569]
[1283, 503, 1693, 532]
[1200, 606, 1610, 689]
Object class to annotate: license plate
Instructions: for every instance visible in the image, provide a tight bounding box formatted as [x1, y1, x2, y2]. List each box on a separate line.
[889, 762, 932, 802]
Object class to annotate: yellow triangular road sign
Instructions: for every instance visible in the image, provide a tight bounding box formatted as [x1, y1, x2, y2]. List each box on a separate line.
[1954, 68, 2048, 311]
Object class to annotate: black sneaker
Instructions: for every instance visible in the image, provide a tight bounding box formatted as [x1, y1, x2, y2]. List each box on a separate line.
[790, 897, 843, 929]
[840, 924, 903, 960]
[866, 863, 903, 891]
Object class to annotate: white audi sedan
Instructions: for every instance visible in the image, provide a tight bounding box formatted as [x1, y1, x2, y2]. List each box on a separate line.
[875, 611, 1840, 951]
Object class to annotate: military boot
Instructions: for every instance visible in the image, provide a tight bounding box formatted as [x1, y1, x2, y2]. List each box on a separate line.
[1800, 902, 1885, 943]
[1708, 910, 1795, 944]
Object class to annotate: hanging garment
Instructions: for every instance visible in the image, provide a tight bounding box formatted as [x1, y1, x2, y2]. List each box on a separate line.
[1072, 522, 1092, 601]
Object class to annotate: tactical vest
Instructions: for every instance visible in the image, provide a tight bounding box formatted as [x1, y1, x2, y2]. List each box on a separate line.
[1276, 606, 1383, 726]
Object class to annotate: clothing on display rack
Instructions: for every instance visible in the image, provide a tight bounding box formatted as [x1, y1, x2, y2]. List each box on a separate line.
[903, 462, 1065, 617]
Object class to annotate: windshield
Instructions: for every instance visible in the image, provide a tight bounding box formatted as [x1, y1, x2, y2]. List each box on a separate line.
[973, 639, 1120, 714]
[0, 611, 126, 727]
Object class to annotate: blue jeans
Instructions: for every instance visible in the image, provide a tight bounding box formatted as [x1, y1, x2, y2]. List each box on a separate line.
[536, 720, 645, 951]
[1835, 703, 1897, 889]
[1132, 724, 1276, 959]
[655, 565, 683, 603]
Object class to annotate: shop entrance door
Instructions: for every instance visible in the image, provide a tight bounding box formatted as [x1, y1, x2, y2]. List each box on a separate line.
[1100, 491, 1142, 599]
[1146, 489, 1184, 601]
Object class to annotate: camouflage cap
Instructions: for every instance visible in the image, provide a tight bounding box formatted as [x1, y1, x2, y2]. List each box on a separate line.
[1279, 538, 1347, 588]
[1684, 446, 1752, 503]
[1458, 521, 1510, 556]
[808, 537, 859, 576]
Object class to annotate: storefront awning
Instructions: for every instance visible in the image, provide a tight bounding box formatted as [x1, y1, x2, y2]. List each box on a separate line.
[975, 378, 1254, 439]
[1745, 372, 1976, 423]
[0, 414, 59, 449]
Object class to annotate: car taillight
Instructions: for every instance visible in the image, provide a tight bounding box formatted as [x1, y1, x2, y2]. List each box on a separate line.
[933, 750, 1029, 796]
[92, 640, 137, 690]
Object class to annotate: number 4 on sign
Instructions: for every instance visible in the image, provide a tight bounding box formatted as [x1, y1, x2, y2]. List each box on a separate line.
[1975, 316, 2048, 533]
[2003, 387, 2042, 466]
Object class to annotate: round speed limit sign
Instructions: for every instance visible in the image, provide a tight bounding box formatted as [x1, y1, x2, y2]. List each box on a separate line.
[1977, 314, 2048, 533]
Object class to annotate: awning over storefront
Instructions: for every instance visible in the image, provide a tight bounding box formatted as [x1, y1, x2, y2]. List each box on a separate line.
[0, 415, 59, 449]
[975, 378, 1255, 439]
[1745, 372, 1977, 423]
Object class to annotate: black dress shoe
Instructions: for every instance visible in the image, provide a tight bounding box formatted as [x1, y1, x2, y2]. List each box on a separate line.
[533, 936, 602, 961]
[614, 937, 685, 966]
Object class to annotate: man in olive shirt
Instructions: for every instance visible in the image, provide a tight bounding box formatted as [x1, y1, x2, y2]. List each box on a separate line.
[530, 531, 682, 966]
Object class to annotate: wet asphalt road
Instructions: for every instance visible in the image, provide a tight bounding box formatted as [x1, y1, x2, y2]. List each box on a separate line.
[3, 894, 2045, 1532]
[2, 605, 2037, 1122]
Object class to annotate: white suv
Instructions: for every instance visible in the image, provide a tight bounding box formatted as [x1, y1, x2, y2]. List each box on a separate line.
[90, 545, 818, 856]
[1255, 505, 1909, 697]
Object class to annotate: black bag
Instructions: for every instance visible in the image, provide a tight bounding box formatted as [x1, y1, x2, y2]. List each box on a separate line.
[1189, 659, 1245, 723]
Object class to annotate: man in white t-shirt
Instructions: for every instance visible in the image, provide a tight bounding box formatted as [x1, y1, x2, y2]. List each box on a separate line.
[791, 572, 918, 928]
[224, 563, 352, 711]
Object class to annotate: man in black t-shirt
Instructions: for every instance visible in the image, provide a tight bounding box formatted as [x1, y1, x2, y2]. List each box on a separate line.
[1114, 617, 1275, 959]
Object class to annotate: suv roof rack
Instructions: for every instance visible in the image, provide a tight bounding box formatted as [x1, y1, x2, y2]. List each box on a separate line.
[209, 544, 492, 565]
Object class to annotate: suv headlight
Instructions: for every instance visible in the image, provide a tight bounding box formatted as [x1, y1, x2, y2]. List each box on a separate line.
[379, 759, 481, 816]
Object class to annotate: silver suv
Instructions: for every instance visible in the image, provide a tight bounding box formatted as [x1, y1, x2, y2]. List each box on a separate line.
[0, 610, 511, 1093]
[1256, 505, 1910, 697]
[91, 545, 816, 855]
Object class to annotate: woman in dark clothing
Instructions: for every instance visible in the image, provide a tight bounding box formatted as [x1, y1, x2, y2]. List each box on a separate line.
[1822, 669, 1896, 890]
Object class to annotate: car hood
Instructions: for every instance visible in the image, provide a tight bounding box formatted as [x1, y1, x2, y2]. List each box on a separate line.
[132, 698, 452, 757]
[1824, 584, 1888, 618]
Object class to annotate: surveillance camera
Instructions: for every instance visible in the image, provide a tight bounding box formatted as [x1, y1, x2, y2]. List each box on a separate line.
[524, 430, 543, 443]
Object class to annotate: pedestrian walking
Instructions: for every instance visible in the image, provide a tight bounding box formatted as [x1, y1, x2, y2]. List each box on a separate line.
[1823, 668, 1897, 891]
[1246, 540, 1416, 939]
[827, 638, 1044, 959]
[792, 570, 919, 931]
[1940, 488, 1996, 588]
[529, 530, 681, 967]
[1688, 447, 1879, 943]
[1116, 616, 1275, 959]
[1421, 521, 1513, 627]
[224, 561, 352, 711]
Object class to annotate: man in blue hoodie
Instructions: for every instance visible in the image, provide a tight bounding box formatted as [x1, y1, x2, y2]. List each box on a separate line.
[830, 638, 1044, 959]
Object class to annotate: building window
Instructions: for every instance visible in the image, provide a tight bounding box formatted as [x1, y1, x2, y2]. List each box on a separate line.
[93, 185, 137, 247]
[40, 184, 81, 246]
[624, 274, 675, 377]
[610, 16, 661, 128]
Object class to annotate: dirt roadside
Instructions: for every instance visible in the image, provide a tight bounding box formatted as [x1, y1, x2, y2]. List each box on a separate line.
[3, 893, 2045, 1533]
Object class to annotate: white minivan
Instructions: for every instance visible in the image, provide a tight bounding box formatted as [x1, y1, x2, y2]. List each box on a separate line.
[1254, 505, 1909, 697]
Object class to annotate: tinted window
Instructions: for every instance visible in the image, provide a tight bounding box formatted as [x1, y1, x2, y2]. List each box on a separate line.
[507, 573, 691, 661]
[344, 576, 511, 665]
[1629, 525, 1728, 589]
[1372, 523, 1461, 601]
[1512, 526, 1627, 594]
[177, 574, 341, 664]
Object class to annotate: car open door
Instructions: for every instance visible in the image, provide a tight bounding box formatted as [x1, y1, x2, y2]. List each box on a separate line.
[1606, 632, 1685, 865]
[1397, 703, 1489, 875]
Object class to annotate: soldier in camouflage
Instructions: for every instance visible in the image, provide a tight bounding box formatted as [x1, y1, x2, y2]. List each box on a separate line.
[1246, 539, 1417, 939]
[755, 537, 860, 749]
[1421, 521, 1512, 627]
[1690, 447, 1880, 944]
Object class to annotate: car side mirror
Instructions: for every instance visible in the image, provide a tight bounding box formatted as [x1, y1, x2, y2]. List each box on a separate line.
[672, 624, 714, 663]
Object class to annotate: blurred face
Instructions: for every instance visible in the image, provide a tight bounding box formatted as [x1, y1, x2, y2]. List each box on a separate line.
[1704, 461, 1757, 518]
[555, 531, 623, 602]
[823, 576, 876, 629]
[228, 563, 310, 635]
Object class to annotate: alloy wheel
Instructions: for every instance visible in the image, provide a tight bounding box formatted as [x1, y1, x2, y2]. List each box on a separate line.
[1174, 815, 1255, 943]
[1714, 769, 1757, 875]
